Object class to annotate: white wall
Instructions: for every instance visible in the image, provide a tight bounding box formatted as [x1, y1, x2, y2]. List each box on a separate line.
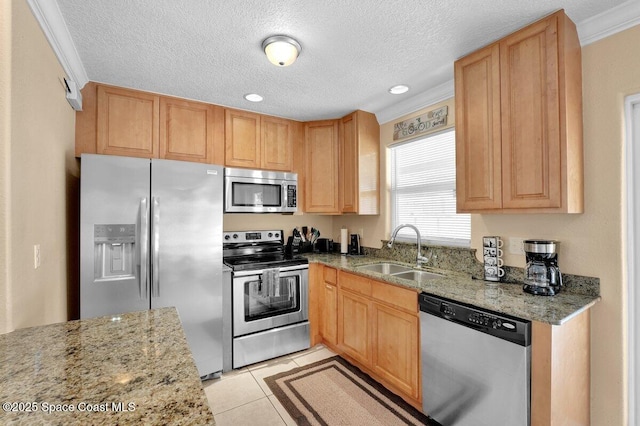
[0, 0, 11, 333]
[0, 0, 77, 333]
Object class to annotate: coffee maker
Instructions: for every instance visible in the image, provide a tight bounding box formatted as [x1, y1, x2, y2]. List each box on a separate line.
[523, 240, 563, 296]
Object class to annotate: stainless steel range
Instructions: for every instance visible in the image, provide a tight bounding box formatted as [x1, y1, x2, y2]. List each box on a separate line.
[223, 230, 310, 368]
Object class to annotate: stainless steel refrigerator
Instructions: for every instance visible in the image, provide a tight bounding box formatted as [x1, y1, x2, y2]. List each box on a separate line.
[80, 154, 223, 378]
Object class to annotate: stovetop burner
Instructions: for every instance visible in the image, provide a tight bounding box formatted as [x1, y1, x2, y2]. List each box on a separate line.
[223, 229, 309, 272]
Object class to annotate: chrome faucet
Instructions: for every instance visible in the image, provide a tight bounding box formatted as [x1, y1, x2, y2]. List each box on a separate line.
[387, 224, 430, 267]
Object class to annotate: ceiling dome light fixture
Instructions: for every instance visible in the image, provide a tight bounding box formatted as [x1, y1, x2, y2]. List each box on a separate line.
[262, 35, 301, 67]
[244, 93, 263, 102]
[389, 85, 410, 95]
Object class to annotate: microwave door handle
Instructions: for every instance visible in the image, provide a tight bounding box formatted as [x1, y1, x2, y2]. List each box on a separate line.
[140, 198, 149, 299]
[151, 196, 160, 297]
[282, 183, 288, 209]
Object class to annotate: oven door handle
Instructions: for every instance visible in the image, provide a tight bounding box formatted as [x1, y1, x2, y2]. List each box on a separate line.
[231, 264, 308, 277]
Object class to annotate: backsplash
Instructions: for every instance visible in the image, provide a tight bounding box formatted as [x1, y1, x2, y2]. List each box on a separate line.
[365, 241, 600, 297]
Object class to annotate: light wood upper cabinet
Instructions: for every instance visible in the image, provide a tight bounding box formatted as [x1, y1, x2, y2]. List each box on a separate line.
[455, 10, 583, 213]
[224, 109, 294, 171]
[304, 120, 340, 213]
[262, 116, 293, 171]
[97, 85, 160, 159]
[455, 44, 502, 211]
[340, 110, 380, 215]
[77, 83, 224, 164]
[303, 110, 380, 215]
[224, 109, 261, 168]
[159, 97, 222, 163]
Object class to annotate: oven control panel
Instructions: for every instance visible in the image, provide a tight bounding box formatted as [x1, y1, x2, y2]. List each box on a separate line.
[223, 230, 282, 243]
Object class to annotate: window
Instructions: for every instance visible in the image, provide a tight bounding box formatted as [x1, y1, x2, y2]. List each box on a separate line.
[390, 128, 470, 246]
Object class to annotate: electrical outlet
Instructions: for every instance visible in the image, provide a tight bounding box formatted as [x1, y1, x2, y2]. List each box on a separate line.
[508, 238, 525, 255]
[358, 228, 364, 239]
[34, 244, 41, 269]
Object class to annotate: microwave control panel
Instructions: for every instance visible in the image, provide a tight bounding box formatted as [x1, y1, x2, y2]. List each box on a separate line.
[287, 185, 297, 207]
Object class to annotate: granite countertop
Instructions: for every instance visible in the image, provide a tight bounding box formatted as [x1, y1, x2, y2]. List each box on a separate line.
[0, 307, 214, 425]
[306, 253, 600, 325]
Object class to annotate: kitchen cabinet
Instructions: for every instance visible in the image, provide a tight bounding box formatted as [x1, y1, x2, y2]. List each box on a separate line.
[531, 310, 590, 425]
[224, 109, 261, 168]
[371, 301, 419, 400]
[340, 110, 380, 214]
[337, 271, 372, 365]
[224, 109, 294, 171]
[96, 85, 160, 158]
[262, 116, 293, 171]
[321, 266, 338, 346]
[455, 10, 583, 213]
[304, 120, 340, 213]
[75, 82, 225, 164]
[160, 97, 223, 163]
[330, 270, 421, 408]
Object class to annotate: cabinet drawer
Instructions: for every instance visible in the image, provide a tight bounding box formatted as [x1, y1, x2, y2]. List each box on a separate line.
[323, 267, 337, 285]
[339, 271, 371, 296]
[371, 280, 418, 314]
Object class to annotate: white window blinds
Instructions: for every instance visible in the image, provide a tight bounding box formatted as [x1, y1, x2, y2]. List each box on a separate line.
[390, 129, 470, 246]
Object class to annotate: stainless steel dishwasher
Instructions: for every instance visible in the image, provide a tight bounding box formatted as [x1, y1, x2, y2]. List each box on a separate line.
[419, 293, 531, 426]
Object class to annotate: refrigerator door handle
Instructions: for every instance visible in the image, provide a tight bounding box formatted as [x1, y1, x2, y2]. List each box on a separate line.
[151, 196, 160, 297]
[140, 197, 149, 299]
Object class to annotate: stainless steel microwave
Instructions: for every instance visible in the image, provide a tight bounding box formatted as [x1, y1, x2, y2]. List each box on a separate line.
[224, 167, 298, 213]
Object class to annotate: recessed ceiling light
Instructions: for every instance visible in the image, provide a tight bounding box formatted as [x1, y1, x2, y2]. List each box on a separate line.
[244, 93, 263, 102]
[388, 85, 409, 95]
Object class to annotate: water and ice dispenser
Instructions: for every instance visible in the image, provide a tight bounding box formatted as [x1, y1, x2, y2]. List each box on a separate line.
[93, 224, 136, 281]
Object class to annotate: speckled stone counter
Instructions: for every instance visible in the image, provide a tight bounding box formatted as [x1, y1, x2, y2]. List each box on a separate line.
[306, 253, 600, 325]
[0, 307, 214, 425]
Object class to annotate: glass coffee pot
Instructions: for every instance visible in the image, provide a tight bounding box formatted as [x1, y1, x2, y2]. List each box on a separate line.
[523, 240, 563, 296]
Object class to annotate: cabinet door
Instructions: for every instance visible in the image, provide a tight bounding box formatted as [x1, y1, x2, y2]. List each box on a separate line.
[340, 111, 380, 214]
[371, 302, 420, 399]
[321, 267, 338, 346]
[454, 43, 502, 212]
[304, 120, 340, 213]
[159, 98, 221, 163]
[97, 85, 159, 158]
[338, 289, 371, 366]
[500, 15, 561, 209]
[340, 113, 358, 212]
[225, 109, 261, 168]
[262, 116, 293, 171]
[322, 281, 338, 346]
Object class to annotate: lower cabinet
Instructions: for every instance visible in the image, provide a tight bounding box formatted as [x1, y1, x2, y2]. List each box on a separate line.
[371, 302, 420, 400]
[338, 289, 371, 366]
[316, 267, 421, 408]
[321, 267, 338, 346]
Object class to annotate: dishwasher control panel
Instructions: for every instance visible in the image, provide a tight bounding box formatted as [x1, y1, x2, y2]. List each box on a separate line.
[420, 293, 531, 346]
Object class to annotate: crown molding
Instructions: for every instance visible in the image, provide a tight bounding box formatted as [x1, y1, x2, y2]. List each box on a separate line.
[27, 0, 88, 88]
[577, 0, 640, 46]
[375, 79, 454, 125]
[27, 0, 640, 117]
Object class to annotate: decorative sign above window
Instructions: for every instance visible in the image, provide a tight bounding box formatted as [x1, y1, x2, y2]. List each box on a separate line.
[393, 106, 448, 141]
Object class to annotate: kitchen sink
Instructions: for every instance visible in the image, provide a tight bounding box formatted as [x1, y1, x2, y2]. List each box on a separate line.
[392, 270, 443, 281]
[355, 262, 414, 275]
[355, 262, 443, 282]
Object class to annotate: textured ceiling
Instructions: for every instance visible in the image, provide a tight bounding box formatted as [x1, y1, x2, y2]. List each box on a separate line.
[56, 0, 628, 122]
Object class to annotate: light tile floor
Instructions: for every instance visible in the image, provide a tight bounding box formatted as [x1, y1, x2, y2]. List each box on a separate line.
[203, 344, 337, 426]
